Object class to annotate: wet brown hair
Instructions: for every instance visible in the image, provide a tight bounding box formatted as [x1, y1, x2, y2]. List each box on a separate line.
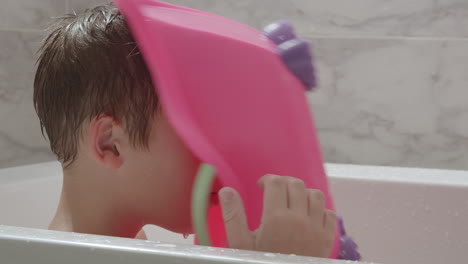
[34, 3, 158, 166]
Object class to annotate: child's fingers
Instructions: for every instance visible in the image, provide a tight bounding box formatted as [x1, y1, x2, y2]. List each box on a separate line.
[323, 210, 337, 253]
[307, 189, 325, 222]
[219, 187, 253, 250]
[258, 175, 288, 217]
[324, 209, 337, 230]
[287, 179, 308, 213]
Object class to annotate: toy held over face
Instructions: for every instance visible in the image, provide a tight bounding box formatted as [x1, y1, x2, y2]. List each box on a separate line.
[115, 0, 359, 260]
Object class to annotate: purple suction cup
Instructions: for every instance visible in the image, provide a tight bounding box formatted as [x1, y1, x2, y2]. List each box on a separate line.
[263, 21, 316, 91]
[277, 38, 316, 90]
[263, 20, 297, 45]
[338, 216, 361, 261]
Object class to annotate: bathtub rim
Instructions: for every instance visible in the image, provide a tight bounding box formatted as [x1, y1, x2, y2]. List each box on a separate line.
[0, 225, 377, 264]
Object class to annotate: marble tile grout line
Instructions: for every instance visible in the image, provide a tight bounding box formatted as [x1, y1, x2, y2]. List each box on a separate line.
[1, 30, 466, 42]
[301, 34, 468, 42]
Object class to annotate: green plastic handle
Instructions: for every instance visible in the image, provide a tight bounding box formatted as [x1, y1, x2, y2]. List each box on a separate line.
[191, 163, 216, 246]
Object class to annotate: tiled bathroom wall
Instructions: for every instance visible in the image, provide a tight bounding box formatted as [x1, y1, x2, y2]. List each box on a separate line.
[0, 0, 66, 168]
[1, 0, 467, 170]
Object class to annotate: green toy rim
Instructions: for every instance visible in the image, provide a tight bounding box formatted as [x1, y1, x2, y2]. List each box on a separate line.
[191, 163, 216, 246]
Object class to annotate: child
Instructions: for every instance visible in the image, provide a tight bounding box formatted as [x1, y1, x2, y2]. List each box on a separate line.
[33, 3, 336, 258]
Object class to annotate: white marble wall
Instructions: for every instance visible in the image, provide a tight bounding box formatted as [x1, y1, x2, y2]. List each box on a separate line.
[310, 38, 468, 170]
[0, 0, 66, 169]
[167, 0, 468, 38]
[1, 0, 467, 170]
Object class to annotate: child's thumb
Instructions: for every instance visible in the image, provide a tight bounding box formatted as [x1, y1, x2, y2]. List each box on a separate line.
[219, 187, 253, 250]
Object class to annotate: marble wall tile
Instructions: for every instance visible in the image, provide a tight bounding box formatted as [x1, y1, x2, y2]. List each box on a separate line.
[164, 0, 468, 38]
[67, 0, 109, 13]
[69, 0, 468, 38]
[1, 0, 66, 31]
[293, 0, 468, 38]
[0, 1, 7, 28]
[308, 37, 468, 170]
[0, 30, 55, 168]
[1, 0, 467, 170]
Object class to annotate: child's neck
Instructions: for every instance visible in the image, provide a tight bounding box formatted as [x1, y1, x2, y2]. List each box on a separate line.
[49, 168, 144, 239]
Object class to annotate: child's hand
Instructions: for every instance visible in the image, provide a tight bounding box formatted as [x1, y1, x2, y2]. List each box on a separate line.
[219, 175, 336, 258]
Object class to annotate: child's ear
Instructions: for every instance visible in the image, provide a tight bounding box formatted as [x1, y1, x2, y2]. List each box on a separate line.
[88, 115, 124, 170]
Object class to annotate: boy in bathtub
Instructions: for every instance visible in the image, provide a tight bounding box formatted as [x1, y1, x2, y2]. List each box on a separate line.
[33, 3, 336, 258]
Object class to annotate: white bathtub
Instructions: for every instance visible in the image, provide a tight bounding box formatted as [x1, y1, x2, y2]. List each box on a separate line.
[1, 162, 467, 264]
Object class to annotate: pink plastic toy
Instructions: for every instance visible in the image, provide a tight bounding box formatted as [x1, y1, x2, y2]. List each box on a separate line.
[115, 0, 359, 260]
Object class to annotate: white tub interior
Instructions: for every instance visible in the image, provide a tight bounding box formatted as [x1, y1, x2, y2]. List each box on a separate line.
[1, 162, 468, 263]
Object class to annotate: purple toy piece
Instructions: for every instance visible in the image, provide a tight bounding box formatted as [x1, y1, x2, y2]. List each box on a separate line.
[263, 21, 316, 90]
[278, 38, 316, 90]
[262, 21, 297, 44]
[338, 216, 362, 261]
